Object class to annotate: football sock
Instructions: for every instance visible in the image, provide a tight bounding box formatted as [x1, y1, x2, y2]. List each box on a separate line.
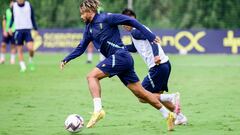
[10, 54, 15, 62]
[0, 53, 5, 61]
[159, 106, 170, 119]
[29, 57, 33, 63]
[93, 98, 102, 112]
[87, 52, 93, 62]
[19, 61, 26, 70]
[160, 94, 175, 102]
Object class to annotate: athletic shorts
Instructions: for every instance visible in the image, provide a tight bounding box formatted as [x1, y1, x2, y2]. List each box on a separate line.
[96, 49, 139, 86]
[2, 33, 15, 44]
[142, 61, 171, 93]
[14, 29, 33, 45]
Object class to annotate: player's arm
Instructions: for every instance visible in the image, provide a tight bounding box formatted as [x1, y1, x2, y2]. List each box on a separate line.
[60, 29, 91, 69]
[131, 29, 159, 56]
[125, 43, 137, 53]
[2, 15, 7, 37]
[9, 8, 14, 36]
[106, 13, 159, 43]
[30, 4, 38, 31]
[131, 29, 161, 64]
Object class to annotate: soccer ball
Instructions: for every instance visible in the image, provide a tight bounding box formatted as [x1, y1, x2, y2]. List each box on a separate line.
[64, 114, 84, 133]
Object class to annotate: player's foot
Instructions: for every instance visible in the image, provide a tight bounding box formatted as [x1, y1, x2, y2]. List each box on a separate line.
[175, 113, 187, 125]
[28, 63, 35, 71]
[167, 112, 175, 131]
[86, 109, 105, 128]
[172, 92, 181, 114]
[0, 60, 5, 64]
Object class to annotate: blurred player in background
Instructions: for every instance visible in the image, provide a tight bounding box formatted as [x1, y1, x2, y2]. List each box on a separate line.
[0, 0, 16, 64]
[9, 0, 38, 72]
[61, 0, 175, 131]
[122, 8, 187, 125]
[86, 6, 105, 64]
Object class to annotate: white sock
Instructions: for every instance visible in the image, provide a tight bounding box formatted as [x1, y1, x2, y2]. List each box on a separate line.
[160, 94, 175, 102]
[10, 54, 15, 61]
[87, 52, 93, 61]
[19, 61, 26, 70]
[93, 98, 102, 112]
[0, 53, 5, 61]
[29, 57, 33, 63]
[159, 106, 170, 119]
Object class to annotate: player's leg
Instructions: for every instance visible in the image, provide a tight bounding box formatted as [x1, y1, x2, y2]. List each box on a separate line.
[15, 31, 26, 72]
[86, 67, 108, 128]
[137, 92, 175, 112]
[0, 42, 7, 64]
[10, 34, 16, 64]
[126, 82, 175, 131]
[86, 42, 94, 64]
[127, 82, 163, 109]
[87, 51, 134, 128]
[26, 41, 34, 61]
[25, 30, 35, 71]
[0, 34, 11, 64]
[86, 67, 108, 100]
[17, 45, 26, 72]
[10, 44, 16, 64]
[113, 50, 175, 129]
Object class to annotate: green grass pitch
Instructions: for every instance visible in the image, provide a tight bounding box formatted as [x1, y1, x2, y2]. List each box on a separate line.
[0, 53, 240, 135]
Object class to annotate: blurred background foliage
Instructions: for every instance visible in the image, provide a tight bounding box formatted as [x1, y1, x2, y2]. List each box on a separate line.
[1, 0, 240, 29]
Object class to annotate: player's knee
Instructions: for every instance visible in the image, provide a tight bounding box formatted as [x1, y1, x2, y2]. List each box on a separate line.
[1, 43, 6, 47]
[86, 72, 96, 80]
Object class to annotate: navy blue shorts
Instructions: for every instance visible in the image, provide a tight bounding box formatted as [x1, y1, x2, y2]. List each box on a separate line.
[96, 49, 139, 86]
[142, 61, 171, 93]
[2, 33, 15, 44]
[14, 29, 33, 45]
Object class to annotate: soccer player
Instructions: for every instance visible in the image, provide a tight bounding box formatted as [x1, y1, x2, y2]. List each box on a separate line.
[86, 7, 105, 64]
[60, 0, 175, 131]
[0, 0, 16, 64]
[9, 0, 38, 72]
[122, 8, 187, 125]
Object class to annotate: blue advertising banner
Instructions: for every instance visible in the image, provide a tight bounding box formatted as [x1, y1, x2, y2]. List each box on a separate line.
[1, 29, 240, 54]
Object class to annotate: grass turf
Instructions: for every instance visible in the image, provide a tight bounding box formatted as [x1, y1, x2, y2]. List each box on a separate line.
[0, 53, 240, 135]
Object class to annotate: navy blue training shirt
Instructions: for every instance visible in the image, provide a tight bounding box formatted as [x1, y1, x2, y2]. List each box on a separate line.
[63, 13, 156, 63]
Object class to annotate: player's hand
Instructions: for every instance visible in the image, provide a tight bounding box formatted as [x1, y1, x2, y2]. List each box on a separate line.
[8, 29, 13, 36]
[154, 56, 161, 65]
[153, 36, 161, 44]
[60, 61, 67, 70]
[3, 31, 8, 37]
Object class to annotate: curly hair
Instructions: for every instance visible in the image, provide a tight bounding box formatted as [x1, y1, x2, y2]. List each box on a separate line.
[80, 0, 101, 13]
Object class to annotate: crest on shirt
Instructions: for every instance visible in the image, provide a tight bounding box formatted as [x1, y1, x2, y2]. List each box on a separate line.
[100, 23, 103, 30]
